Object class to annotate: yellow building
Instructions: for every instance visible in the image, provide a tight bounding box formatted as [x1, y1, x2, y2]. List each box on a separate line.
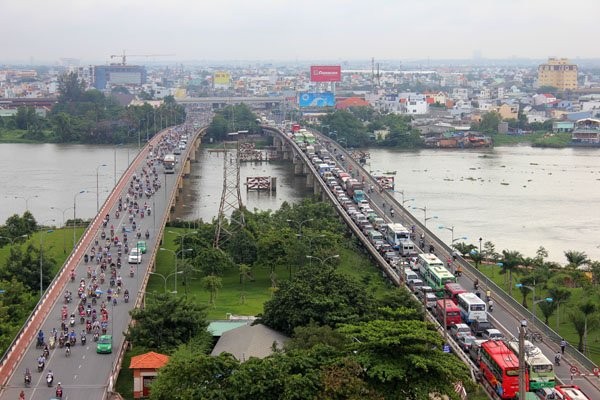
[537, 57, 578, 91]
[497, 103, 519, 120]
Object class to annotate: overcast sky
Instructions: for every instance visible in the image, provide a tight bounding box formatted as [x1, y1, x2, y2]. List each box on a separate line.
[2, 0, 598, 64]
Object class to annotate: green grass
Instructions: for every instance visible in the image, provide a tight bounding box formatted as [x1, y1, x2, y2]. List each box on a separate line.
[0, 128, 53, 143]
[477, 262, 600, 365]
[147, 229, 391, 320]
[491, 132, 571, 147]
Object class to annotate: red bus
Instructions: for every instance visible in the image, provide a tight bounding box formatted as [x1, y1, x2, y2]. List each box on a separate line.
[444, 282, 467, 304]
[479, 340, 527, 399]
[555, 385, 591, 400]
[435, 299, 461, 327]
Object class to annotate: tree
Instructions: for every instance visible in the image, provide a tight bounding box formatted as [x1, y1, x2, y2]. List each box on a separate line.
[470, 251, 484, 270]
[1, 244, 55, 293]
[194, 247, 233, 276]
[150, 351, 239, 400]
[261, 264, 375, 335]
[564, 250, 589, 269]
[537, 300, 557, 325]
[57, 72, 86, 103]
[547, 286, 571, 332]
[579, 302, 598, 355]
[338, 319, 473, 399]
[452, 242, 476, 257]
[483, 241, 499, 262]
[589, 261, 600, 287]
[201, 274, 222, 306]
[285, 322, 348, 351]
[499, 250, 523, 296]
[238, 264, 252, 304]
[321, 357, 384, 400]
[127, 294, 211, 352]
[478, 111, 501, 134]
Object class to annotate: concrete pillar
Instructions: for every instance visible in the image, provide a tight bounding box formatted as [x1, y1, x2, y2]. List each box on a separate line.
[313, 183, 321, 196]
[294, 160, 304, 175]
[306, 173, 314, 188]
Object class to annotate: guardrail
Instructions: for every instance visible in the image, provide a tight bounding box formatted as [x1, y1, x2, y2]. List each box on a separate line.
[0, 138, 156, 390]
[106, 126, 206, 397]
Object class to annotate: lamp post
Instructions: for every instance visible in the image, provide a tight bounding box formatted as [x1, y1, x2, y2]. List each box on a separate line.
[438, 225, 455, 245]
[96, 163, 107, 212]
[479, 237, 483, 255]
[452, 237, 468, 245]
[299, 234, 326, 263]
[515, 281, 551, 331]
[149, 271, 183, 293]
[306, 254, 340, 267]
[73, 190, 87, 249]
[0, 234, 28, 247]
[159, 248, 193, 294]
[412, 206, 436, 227]
[39, 219, 55, 298]
[14, 195, 38, 211]
[286, 218, 313, 238]
[50, 206, 74, 254]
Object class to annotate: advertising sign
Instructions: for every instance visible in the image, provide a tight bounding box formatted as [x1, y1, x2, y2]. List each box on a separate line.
[310, 65, 341, 82]
[298, 92, 335, 108]
[213, 71, 231, 85]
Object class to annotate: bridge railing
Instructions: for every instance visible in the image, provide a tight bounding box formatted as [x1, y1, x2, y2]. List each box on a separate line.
[0, 139, 157, 389]
[106, 126, 206, 396]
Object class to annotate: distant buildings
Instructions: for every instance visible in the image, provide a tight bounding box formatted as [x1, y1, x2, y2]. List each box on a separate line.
[93, 64, 147, 90]
[537, 57, 578, 91]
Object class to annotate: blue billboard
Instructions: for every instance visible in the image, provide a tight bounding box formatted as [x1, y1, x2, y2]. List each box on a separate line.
[298, 92, 335, 108]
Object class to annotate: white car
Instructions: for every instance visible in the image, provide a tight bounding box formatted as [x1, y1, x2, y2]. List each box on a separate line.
[450, 323, 472, 340]
[128, 248, 142, 264]
[482, 328, 504, 341]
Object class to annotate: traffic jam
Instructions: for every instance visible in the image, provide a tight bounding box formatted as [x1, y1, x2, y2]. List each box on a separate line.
[286, 125, 590, 400]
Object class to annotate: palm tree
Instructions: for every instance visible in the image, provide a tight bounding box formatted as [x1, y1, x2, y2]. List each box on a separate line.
[579, 301, 598, 355]
[564, 250, 589, 268]
[547, 286, 571, 332]
[569, 310, 586, 352]
[201, 274, 222, 306]
[590, 261, 600, 287]
[537, 300, 557, 325]
[500, 250, 523, 296]
[470, 251, 484, 270]
[517, 275, 536, 309]
[238, 264, 252, 304]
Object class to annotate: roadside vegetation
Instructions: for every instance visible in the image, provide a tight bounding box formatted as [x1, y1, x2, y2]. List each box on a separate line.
[0, 72, 185, 144]
[453, 241, 600, 364]
[115, 199, 475, 399]
[0, 212, 85, 355]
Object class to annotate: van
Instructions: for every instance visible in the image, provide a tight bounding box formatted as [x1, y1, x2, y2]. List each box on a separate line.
[398, 240, 416, 257]
[408, 279, 424, 292]
[403, 268, 418, 283]
[436, 299, 462, 327]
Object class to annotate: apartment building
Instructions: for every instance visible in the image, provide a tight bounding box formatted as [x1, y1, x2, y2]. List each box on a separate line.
[537, 57, 578, 91]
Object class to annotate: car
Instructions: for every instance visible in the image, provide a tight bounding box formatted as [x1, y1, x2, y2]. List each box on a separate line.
[457, 334, 478, 351]
[96, 334, 113, 354]
[468, 339, 488, 363]
[450, 323, 472, 340]
[534, 387, 560, 400]
[482, 328, 504, 341]
[416, 290, 437, 310]
[128, 248, 142, 264]
[136, 240, 147, 254]
[555, 385, 591, 400]
[470, 320, 494, 337]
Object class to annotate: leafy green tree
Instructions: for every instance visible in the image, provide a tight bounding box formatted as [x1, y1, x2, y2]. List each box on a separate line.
[338, 319, 473, 399]
[547, 286, 571, 332]
[261, 264, 375, 335]
[452, 242, 476, 257]
[57, 72, 86, 103]
[483, 241, 499, 262]
[238, 263, 252, 304]
[320, 110, 369, 147]
[499, 250, 523, 296]
[537, 300, 557, 325]
[194, 247, 233, 276]
[226, 229, 257, 265]
[589, 261, 600, 287]
[150, 352, 239, 400]
[0, 212, 37, 240]
[201, 274, 222, 306]
[1, 244, 55, 293]
[578, 302, 598, 354]
[285, 322, 348, 351]
[470, 251, 484, 269]
[321, 357, 384, 400]
[127, 294, 211, 352]
[564, 250, 589, 269]
[478, 111, 501, 133]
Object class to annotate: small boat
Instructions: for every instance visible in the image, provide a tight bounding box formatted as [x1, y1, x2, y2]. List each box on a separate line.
[384, 170, 396, 175]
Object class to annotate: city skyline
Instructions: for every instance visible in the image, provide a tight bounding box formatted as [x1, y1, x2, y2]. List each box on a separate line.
[1, 0, 599, 64]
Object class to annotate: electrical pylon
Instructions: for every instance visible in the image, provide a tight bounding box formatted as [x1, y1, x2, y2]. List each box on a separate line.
[213, 141, 245, 248]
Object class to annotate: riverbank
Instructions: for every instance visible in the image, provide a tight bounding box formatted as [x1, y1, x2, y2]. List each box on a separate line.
[491, 131, 571, 148]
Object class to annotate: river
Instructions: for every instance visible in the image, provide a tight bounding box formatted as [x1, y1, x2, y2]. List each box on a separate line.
[0, 143, 598, 263]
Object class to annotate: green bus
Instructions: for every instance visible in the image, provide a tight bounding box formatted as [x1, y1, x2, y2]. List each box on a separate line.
[416, 253, 456, 296]
[508, 340, 555, 390]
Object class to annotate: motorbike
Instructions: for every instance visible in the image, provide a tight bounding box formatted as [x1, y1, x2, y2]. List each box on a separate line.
[124, 293, 129, 303]
[36, 336, 44, 349]
[130, 268, 134, 278]
[56, 387, 63, 399]
[69, 336, 76, 346]
[145, 230, 150, 239]
[37, 361, 44, 372]
[46, 373, 53, 387]
[81, 335, 87, 346]
[24, 372, 31, 387]
[69, 316, 75, 327]
[93, 332, 99, 342]
[555, 354, 561, 366]
[65, 346, 71, 357]
[49, 336, 56, 349]
[43, 347, 50, 359]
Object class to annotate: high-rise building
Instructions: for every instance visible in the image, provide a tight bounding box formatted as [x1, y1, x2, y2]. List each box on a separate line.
[537, 57, 578, 91]
[93, 65, 147, 90]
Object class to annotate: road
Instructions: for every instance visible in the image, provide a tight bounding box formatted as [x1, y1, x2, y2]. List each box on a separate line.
[1, 125, 197, 400]
[324, 138, 600, 397]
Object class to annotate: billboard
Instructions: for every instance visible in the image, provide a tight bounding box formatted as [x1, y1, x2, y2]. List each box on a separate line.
[298, 92, 335, 108]
[310, 65, 341, 82]
[213, 71, 231, 85]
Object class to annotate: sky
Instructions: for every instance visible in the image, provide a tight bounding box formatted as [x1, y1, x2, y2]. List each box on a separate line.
[2, 0, 599, 64]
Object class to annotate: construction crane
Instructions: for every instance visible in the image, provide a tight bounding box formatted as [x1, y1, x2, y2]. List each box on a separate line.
[109, 51, 175, 66]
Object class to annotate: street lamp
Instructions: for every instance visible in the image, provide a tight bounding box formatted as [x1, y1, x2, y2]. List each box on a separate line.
[286, 218, 313, 238]
[0, 234, 28, 247]
[73, 190, 87, 249]
[14, 195, 38, 211]
[438, 225, 455, 244]
[306, 254, 340, 267]
[515, 281, 552, 331]
[159, 247, 193, 294]
[39, 219, 55, 297]
[96, 163, 107, 212]
[412, 206, 437, 227]
[50, 206, 74, 254]
[479, 237, 483, 254]
[149, 271, 183, 293]
[452, 236, 468, 244]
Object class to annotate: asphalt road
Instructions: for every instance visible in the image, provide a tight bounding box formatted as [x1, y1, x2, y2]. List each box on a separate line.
[1, 126, 195, 400]
[327, 139, 600, 397]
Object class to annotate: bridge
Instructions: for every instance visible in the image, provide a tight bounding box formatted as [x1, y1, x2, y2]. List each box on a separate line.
[262, 124, 600, 398]
[176, 96, 285, 109]
[0, 122, 204, 400]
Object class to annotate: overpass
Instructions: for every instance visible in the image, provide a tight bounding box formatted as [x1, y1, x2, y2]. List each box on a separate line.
[0, 121, 205, 400]
[262, 124, 600, 398]
[176, 96, 285, 110]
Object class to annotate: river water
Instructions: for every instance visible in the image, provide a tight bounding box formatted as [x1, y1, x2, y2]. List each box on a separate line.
[0, 143, 598, 263]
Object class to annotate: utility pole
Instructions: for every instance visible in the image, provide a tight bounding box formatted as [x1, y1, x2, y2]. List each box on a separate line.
[518, 320, 527, 400]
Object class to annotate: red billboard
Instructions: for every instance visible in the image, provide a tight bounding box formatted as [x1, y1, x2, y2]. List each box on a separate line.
[310, 65, 341, 82]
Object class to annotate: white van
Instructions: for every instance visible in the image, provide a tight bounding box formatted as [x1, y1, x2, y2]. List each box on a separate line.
[398, 240, 416, 257]
[403, 268, 419, 284]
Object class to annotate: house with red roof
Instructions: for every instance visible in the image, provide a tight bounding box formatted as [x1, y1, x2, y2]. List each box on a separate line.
[129, 351, 170, 398]
[335, 97, 370, 109]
